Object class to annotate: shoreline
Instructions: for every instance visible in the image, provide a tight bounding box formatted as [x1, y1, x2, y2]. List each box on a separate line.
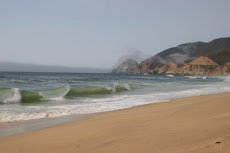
[0, 93, 204, 138]
[0, 113, 91, 139]
[0, 91, 228, 135]
[1, 92, 230, 152]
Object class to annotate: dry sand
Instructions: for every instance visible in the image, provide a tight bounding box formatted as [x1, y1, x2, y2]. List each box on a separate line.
[1, 92, 230, 153]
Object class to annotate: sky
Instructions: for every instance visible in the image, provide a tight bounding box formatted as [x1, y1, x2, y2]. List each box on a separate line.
[1, 0, 230, 68]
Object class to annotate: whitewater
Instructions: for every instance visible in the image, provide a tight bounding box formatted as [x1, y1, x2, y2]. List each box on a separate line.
[0, 72, 230, 123]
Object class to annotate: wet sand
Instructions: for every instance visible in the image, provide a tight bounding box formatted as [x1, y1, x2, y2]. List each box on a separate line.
[0, 114, 89, 138]
[1, 92, 230, 153]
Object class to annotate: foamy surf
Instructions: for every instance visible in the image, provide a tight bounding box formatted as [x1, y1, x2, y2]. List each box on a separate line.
[185, 75, 208, 79]
[0, 72, 230, 123]
[2, 85, 230, 123]
[0, 88, 21, 103]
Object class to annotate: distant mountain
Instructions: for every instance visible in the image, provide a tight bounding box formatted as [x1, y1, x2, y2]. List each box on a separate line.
[0, 62, 111, 73]
[112, 37, 230, 75]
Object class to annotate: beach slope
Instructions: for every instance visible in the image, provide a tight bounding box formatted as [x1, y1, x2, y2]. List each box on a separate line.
[1, 92, 230, 153]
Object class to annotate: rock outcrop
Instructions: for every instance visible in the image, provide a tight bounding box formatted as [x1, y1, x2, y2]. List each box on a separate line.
[154, 56, 230, 76]
[188, 56, 218, 65]
[112, 59, 139, 74]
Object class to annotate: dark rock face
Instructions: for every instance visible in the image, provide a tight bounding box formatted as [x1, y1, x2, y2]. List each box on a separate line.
[112, 59, 139, 74]
[112, 37, 230, 76]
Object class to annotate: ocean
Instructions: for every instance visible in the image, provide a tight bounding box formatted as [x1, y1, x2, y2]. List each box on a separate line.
[0, 72, 230, 123]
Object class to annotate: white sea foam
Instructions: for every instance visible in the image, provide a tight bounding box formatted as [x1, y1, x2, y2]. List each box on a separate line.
[6, 88, 21, 103]
[0, 88, 21, 103]
[220, 76, 230, 82]
[0, 112, 47, 123]
[111, 83, 132, 92]
[185, 75, 207, 79]
[124, 83, 131, 90]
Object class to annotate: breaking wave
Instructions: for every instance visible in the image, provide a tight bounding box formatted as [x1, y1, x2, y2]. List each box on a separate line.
[66, 86, 112, 97]
[0, 84, 131, 103]
[0, 88, 21, 103]
[39, 86, 70, 101]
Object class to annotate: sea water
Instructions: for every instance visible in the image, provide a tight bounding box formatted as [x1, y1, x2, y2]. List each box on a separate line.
[0, 72, 229, 123]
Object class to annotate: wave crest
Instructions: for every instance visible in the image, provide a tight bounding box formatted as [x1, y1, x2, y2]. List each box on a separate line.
[66, 86, 112, 97]
[39, 86, 70, 101]
[0, 83, 132, 103]
[0, 88, 21, 103]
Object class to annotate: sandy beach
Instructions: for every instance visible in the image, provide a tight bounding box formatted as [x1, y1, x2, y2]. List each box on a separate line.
[1, 92, 230, 153]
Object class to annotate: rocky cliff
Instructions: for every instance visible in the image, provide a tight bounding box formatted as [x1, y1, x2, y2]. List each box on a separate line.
[112, 37, 230, 76]
[154, 56, 230, 76]
[187, 56, 218, 66]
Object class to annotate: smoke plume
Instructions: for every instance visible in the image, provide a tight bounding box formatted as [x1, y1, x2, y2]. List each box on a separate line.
[113, 48, 150, 68]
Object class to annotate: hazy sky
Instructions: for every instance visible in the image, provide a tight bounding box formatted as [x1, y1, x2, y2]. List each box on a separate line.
[1, 0, 230, 68]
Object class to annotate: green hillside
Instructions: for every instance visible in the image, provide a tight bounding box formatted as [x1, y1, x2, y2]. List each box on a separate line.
[206, 48, 230, 65]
